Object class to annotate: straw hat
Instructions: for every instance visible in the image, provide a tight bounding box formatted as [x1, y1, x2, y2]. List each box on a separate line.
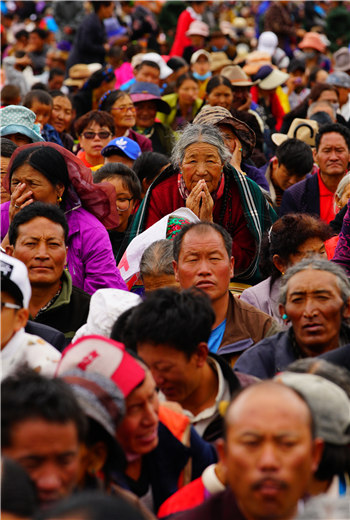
[271, 118, 319, 147]
[210, 52, 232, 72]
[221, 65, 260, 86]
[252, 65, 289, 90]
[64, 64, 91, 87]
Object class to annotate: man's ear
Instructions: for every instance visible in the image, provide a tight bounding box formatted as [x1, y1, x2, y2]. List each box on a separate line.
[311, 437, 324, 474]
[216, 438, 227, 466]
[87, 442, 108, 474]
[195, 342, 209, 367]
[173, 260, 179, 282]
[278, 303, 289, 323]
[5, 245, 14, 256]
[14, 308, 29, 332]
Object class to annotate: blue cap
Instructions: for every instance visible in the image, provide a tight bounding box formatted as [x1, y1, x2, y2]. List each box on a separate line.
[101, 136, 141, 160]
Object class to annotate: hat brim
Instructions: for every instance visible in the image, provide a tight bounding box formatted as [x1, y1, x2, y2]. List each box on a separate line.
[63, 77, 87, 87]
[210, 59, 232, 72]
[258, 70, 289, 90]
[130, 93, 171, 114]
[230, 79, 260, 87]
[1, 277, 24, 307]
[0, 124, 44, 143]
[101, 145, 137, 160]
[217, 116, 256, 158]
[271, 133, 288, 147]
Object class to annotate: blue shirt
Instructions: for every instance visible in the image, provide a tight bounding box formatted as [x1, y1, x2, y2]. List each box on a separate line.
[208, 320, 227, 354]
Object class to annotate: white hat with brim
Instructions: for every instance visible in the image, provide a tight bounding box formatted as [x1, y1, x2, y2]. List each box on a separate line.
[142, 52, 173, 79]
[272, 118, 319, 147]
[258, 69, 289, 90]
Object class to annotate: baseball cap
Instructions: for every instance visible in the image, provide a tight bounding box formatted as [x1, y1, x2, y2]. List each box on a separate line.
[1, 252, 31, 308]
[101, 137, 141, 161]
[190, 49, 211, 65]
[56, 335, 146, 398]
[257, 31, 278, 56]
[275, 372, 350, 445]
[141, 52, 173, 80]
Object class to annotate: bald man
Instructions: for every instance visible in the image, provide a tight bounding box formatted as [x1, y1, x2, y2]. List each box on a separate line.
[174, 382, 323, 520]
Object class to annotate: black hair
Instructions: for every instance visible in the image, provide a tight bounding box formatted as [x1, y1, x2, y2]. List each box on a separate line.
[49, 68, 65, 81]
[259, 214, 332, 284]
[8, 146, 70, 205]
[310, 82, 338, 102]
[206, 75, 233, 95]
[0, 84, 20, 105]
[113, 288, 215, 357]
[33, 491, 147, 520]
[1, 457, 37, 517]
[275, 138, 314, 176]
[23, 89, 53, 108]
[288, 59, 306, 74]
[14, 29, 29, 40]
[9, 202, 69, 245]
[30, 28, 47, 40]
[98, 89, 130, 113]
[315, 122, 350, 151]
[91, 1, 113, 13]
[315, 443, 350, 480]
[31, 82, 49, 92]
[173, 222, 232, 262]
[75, 109, 115, 136]
[132, 151, 169, 183]
[176, 72, 198, 89]
[167, 57, 188, 72]
[1, 368, 87, 447]
[93, 163, 141, 200]
[83, 66, 115, 91]
[137, 60, 160, 72]
[49, 90, 71, 101]
[1, 137, 18, 158]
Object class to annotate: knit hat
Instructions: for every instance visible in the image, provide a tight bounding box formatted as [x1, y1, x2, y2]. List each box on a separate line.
[193, 104, 256, 158]
[275, 372, 350, 445]
[61, 368, 125, 437]
[56, 335, 146, 398]
[0, 105, 43, 143]
[1, 253, 31, 308]
[72, 289, 142, 343]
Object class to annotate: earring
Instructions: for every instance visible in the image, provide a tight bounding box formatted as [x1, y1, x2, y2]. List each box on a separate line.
[239, 147, 242, 152]
[281, 271, 285, 275]
[282, 314, 288, 320]
[57, 196, 62, 203]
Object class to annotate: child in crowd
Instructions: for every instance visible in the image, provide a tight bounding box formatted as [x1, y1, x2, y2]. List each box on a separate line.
[23, 89, 64, 146]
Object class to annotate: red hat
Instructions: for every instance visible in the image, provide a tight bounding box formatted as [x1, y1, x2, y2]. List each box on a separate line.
[56, 335, 146, 398]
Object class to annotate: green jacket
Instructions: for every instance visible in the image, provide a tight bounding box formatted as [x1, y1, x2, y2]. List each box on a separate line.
[156, 93, 203, 129]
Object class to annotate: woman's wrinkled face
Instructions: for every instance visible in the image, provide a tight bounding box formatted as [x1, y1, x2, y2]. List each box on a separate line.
[206, 84, 233, 110]
[10, 164, 64, 204]
[110, 95, 136, 131]
[181, 142, 223, 193]
[177, 79, 199, 106]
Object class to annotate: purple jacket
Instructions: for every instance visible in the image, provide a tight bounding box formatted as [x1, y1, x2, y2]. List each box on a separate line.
[332, 200, 350, 276]
[1, 201, 128, 295]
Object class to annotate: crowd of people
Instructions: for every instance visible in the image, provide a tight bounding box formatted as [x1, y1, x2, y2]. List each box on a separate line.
[1, 1, 350, 519]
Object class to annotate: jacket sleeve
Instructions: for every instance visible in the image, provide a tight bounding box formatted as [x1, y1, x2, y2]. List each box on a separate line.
[279, 187, 299, 217]
[332, 200, 350, 276]
[234, 341, 275, 380]
[79, 219, 128, 295]
[189, 426, 217, 480]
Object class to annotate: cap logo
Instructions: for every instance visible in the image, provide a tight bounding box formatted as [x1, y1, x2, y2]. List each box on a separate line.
[77, 350, 99, 370]
[1, 260, 14, 278]
[115, 137, 128, 151]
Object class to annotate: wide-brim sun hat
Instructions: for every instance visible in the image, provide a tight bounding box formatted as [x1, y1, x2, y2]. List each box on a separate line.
[252, 65, 289, 90]
[299, 32, 326, 53]
[193, 104, 256, 158]
[221, 65, 260, 86]
[271, 118, 319, 147]
[0, 105, 44, 142]
[129, 81, 170, 114]
[333, 47, 350, 72]
[142, 52, 173, 80]
[210, 52, 232, 72]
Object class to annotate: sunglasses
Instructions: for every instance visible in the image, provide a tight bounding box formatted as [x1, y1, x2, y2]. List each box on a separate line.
[82, 131, 111, 140]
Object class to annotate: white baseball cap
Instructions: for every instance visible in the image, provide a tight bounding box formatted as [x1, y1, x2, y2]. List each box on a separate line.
[1, 252, 31, 308]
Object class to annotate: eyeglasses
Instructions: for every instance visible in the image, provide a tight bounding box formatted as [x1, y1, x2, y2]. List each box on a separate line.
[1, 301, 21, 311]
[116, 197, 133, 211]
[82, 131, 112, 140]
[111, 105, 136, 113]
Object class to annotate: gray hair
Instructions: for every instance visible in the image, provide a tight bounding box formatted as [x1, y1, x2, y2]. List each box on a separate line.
[307, 100, 336, 119]
[335, 172, 350, 200]
[279, 257, 350, 307]
[171, 123, 232, 168]
[140, 239, 174, 278]
[296, 496, 350, 520]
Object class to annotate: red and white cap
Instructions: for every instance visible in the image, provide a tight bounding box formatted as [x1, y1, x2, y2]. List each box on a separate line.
[56, 335, 146, 398]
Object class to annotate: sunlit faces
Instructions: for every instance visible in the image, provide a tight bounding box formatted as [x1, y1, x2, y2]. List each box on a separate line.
[315, 132, 349, 178]
[177, 79, 199, 106]
[50, 96, 73, 133]
[173, 227, 234, 304]
[206, 84, 233, 110]
[29, 99, 52, 130]
[137, 343, 203, 407]
[79, 121, 113, 164]
[11, 217, 67, 287]
[3, 418, 82, 507]
[219, 384, 322, 520]
[181, 142, 223, 193]
[280, 269, 350, 356]
[116, 371, 159, 456]
[135, 65, 160, 85]
[134, 100, 157, 129]
[10, 164, 64, 205]
[110, 95, 136, 131]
